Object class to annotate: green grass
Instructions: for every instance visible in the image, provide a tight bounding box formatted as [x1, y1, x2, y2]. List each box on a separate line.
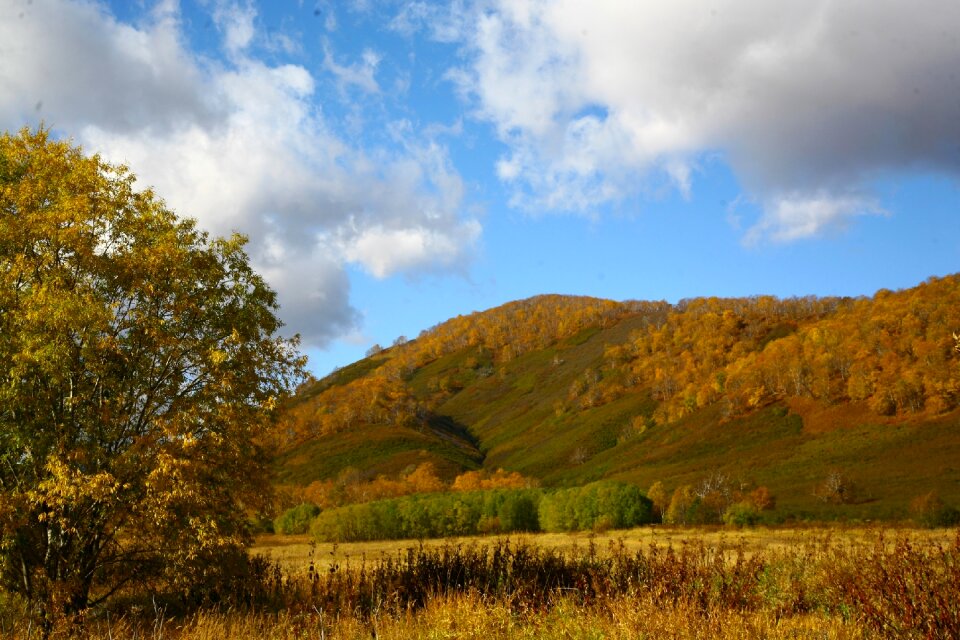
[275, 423, 482, 485]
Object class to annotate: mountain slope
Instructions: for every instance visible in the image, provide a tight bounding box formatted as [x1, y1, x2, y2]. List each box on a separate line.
[274, 276, 960, 520]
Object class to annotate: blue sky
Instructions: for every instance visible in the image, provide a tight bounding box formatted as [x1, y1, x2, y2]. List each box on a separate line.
[2, 0, 959, 377]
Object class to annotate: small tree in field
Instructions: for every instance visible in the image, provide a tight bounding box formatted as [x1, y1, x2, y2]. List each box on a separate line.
[0, 129, 305, 627]
[646, 481, 669, 523]
[814, 469, 858, 504]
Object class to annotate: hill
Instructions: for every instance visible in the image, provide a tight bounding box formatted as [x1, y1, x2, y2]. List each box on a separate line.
[272, 276, 960, 521]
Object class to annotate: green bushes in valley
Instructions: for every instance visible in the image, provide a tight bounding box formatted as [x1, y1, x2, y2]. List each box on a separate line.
[274, 503, 321, 534]
[310, 489, 544, 542]
[538, 481, 654, 532]
[309, 481, 652, 542]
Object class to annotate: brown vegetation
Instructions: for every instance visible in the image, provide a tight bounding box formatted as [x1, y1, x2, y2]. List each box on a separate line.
[4, 529, 958, 639]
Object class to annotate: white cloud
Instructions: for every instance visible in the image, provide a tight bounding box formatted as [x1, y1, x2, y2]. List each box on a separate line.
[0, 0, 219, 134]
[389, 0, 468, 43]
[322, 43, 381, 93]
[743, 193, 886, 245]
[0, 0, 479, 346]
[213, 2, 256, 57]
[340, 222, 481, 278]
[446, 0, 960, 241]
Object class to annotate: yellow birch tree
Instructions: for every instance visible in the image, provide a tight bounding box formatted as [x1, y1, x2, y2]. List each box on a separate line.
[0, 129, 306, 627]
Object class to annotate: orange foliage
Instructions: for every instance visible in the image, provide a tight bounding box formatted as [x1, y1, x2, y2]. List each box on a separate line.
[294, 462, 447, 509]
[598, 295, 843, 422]
[451, 468, 539, 491]
[724, 276, 960, 417]
[279, 275, 960, 456]
[274, 372, 423, 449]
[392, 295, 635, 375]
[748, 486, 776, 511]
[595, 276, 960, 422]
[274, 296, 641, 450]
[405, 462, 447, 493]
[286, 464, 537, 509]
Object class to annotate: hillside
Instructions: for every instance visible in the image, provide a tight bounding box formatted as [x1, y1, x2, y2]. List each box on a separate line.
[273, 276, 960, 521]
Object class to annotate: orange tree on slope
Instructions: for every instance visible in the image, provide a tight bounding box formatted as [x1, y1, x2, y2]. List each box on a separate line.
[0, 129, 305, 626]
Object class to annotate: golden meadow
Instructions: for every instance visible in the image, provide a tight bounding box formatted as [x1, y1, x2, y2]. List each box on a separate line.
[3, 526, 957, 639]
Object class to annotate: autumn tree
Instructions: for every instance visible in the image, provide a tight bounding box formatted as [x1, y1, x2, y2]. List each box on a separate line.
[663, 485, 698, 525]
[452, 468, 538, 492]
[814, 469, 858, 504]
[0, 129, 305, 626]
[646, 481, 669, 522]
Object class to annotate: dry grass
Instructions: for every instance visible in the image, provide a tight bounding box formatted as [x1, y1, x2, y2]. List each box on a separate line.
[4, 526, 957, 639]
[254, 524, 953, 573]
[4, 596, 866, 640]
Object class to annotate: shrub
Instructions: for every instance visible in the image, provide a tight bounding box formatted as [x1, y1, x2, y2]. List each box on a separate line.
[249, 515, 275, 534]
[477, 516, 501, 534]
[723, 501, 761, 527]
[647, 480, 669, 523]
[311, 489, 544, 542]
[539, 481, 653, 532]
[814, 469, 858, 504]
[496, 492, 540, 531]
[911, 491, 960, 528]
[274, 503, 321, 535]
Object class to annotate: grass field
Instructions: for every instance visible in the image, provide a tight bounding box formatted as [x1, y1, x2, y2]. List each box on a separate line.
[253, 524, 954, 573]
[12, 598, 868, 639]
[5, 525, 958, 639]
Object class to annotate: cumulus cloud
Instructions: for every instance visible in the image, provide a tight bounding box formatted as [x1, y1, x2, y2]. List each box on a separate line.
[444, 0, 960, 241]
[0, 0, 218, 134]
[0, 0, 479, 346]
[339, 223, 481, 278]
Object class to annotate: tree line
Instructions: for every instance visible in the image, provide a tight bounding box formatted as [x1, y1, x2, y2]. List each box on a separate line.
[277, 464, 537, 513]
[302, 481, 653, 542]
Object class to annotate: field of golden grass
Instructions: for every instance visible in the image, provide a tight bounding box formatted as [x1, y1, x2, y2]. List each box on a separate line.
[14, 597, 868, 640]
[4, 525, 956, 639]
[253, 523, 952, 573]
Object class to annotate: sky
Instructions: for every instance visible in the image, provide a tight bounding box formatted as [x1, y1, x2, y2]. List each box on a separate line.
[1, 0, 959, 377]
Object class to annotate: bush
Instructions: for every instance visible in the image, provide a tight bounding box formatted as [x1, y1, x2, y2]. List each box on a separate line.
[311, 489, 544, 542]
[723, 501, 761, 527]
[311, 482, 653, 543]
[249, 515, 275, 534]
[911, 491, 960, 528]
[539, 481, 653, 532]
[814, 470, 858, 504]
[495, 492, 540, 531]
[274, 503, 321, 535]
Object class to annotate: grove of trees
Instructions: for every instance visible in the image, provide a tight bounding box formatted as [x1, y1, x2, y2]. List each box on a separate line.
[309, 481, 654, 542]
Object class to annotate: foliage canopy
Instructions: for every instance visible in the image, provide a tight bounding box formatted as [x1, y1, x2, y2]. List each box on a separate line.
[0, 129, 305, 623]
